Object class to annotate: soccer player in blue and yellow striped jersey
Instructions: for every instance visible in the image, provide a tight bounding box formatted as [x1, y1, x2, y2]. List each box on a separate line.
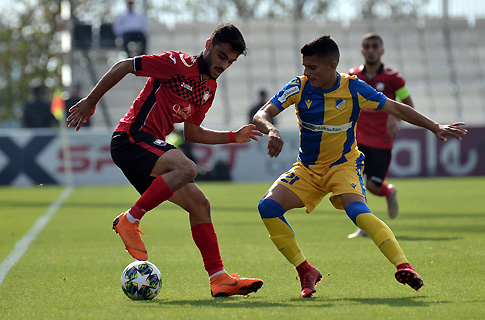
[253, 35, 467, 298]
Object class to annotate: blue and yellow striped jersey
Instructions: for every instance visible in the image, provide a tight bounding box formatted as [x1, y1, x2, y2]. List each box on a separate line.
[271, 73, 387, 172]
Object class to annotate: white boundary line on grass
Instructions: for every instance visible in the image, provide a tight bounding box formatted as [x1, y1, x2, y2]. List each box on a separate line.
[0, 187, 73, 286]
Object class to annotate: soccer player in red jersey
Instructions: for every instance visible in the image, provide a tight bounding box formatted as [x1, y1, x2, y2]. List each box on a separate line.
[67, 23, 264, 297]
[347, 33, 415, 238]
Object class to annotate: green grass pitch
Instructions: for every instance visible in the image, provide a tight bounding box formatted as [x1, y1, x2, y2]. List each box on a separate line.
[0, 177, 484, 319]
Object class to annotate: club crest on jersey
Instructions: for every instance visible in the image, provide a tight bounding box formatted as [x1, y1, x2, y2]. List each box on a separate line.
[376, 82, 385, 92]
[335, 99, 347, 111]
[305, 100, 312, 109]
[202, 91, 211, 104]
[154, 139, 167, 146]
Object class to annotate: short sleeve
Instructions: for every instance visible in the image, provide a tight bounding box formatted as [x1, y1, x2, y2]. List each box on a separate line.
[352, 78, 387, 110]
[271, 77, 304, 111]
[133, 52, 179, 81]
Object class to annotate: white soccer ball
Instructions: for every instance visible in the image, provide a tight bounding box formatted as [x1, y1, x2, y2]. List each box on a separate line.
[121, 260, 162, 300]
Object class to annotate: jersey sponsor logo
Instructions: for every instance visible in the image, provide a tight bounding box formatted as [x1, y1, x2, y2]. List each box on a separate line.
[169, 53, 177, 64]
[350, 183, 357, 189]
[299, 119, 352, 133]
[154, 139, 167, 146]
[278, 86, 299, 103]
[181, 82, 193, 91]
[305, 100, 312, 109]
[336, 99, 347, 111]
[172, 103, 192, 120]
[180, 54, 197, 67]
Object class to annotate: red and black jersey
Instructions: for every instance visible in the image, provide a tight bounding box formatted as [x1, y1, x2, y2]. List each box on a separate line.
[348, 64, 406, 149]
[114, 51, 216, 140]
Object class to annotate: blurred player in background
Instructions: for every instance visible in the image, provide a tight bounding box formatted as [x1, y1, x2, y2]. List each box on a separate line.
[68, 23, 264, 298]
[347, 33, 415, 239]
[253, 35, 466, 298]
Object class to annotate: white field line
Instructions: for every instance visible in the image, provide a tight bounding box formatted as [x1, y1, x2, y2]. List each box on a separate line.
[0, 187, 73, 286]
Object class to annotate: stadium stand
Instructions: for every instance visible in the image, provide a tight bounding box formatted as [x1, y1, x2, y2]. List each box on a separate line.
[71, 19, 485, 129]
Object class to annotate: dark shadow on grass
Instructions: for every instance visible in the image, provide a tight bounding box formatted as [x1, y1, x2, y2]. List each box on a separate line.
[396, 235, 462, 241]
[122, 295, 449, 309]
[130, 296, 336, 308]
[323, 295, 443, 307]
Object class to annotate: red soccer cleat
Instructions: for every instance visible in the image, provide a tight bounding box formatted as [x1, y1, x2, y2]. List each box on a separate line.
[395, 265, 424, 291]
[299, 267, 323, 298]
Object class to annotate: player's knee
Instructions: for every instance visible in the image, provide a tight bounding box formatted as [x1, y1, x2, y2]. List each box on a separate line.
[197, 194, 211, 213]
[258, 198, 286, 219]
[178, 158, 198, 182]
[345, 201, 372, 225]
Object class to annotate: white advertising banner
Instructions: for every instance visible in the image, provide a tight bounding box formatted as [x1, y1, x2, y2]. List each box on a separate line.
[0, 127, 483, 186]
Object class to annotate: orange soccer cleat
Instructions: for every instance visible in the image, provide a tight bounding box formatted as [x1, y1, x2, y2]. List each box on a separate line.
[112, 212, 148, 261]
[210, 273, 263, 297]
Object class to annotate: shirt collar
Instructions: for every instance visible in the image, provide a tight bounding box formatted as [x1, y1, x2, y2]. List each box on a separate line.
[362, 63, 384, 75]
[197, 53, 209, 83]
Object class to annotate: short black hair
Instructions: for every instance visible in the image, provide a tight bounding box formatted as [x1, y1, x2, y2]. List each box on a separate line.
[300, 35, 340, 64]
[361, 33, 384, 47]
[210, 23, 247, 56]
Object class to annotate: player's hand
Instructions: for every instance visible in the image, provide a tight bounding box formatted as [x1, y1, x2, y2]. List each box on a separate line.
[434, 122, 467, 142]
[235, 124, 264, 143]
[67, 97, 96, 131]
[386, 115, 400, 138]
[267, 128, 283, 158]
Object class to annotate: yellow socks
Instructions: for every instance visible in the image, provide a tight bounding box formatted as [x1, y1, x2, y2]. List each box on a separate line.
[258, 198, 306, 267]
[263, 217, 306, 267]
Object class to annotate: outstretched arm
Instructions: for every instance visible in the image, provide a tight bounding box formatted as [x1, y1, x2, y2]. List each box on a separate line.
[67, 59, 134, 131]
[183, 121, 263, 145]
[381, 99, 467, 142]
[253, 101, 283, 158]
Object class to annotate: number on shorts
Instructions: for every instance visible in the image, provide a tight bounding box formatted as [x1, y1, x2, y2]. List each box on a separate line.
[281, 172, 300, 185]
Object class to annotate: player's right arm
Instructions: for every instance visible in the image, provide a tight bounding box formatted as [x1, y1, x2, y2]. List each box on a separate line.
[68, 58, 134, 131]
[253, 101, 283, 158]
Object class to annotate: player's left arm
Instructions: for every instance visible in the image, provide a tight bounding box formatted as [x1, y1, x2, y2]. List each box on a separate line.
[183, 121, 263, 145]
[381, 99, 467, 142]
[387, 88, 415, 137]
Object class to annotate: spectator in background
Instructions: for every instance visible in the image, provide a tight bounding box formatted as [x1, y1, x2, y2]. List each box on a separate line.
[22, 85, 56, 128]
[65, 83, 90, 127]
[248, 89, 275, 125]
[113, 0, 149, 57]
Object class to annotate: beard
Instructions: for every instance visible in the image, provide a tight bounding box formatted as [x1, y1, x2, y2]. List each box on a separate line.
[203, 59, 223, 80]
[366, 58, 379, 66]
